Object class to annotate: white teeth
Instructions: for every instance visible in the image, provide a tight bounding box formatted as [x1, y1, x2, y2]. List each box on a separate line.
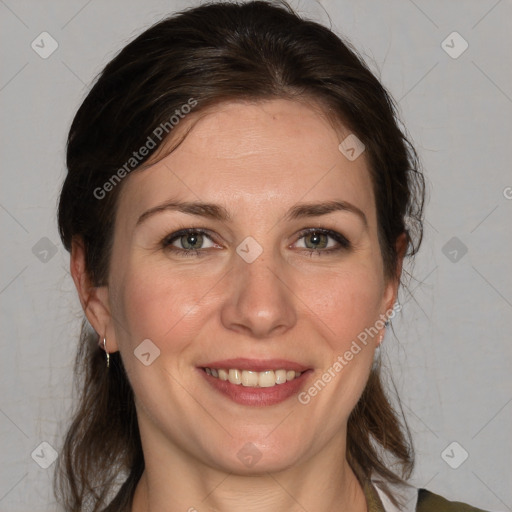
[275, 369, 287, 384]
[204, 367, 303, 388]
[258, 370, 275, 387]
[241, 370, 259, 387]
[228, 368, 242, 385]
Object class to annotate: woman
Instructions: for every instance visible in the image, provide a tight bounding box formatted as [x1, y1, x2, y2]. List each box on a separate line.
[55, 1, 489, 511]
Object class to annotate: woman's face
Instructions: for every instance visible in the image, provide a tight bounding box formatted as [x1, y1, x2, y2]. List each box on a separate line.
[101, 99, 398, 474]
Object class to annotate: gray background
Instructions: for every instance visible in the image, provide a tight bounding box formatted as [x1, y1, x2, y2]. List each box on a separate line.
[0, 0, 511, 510]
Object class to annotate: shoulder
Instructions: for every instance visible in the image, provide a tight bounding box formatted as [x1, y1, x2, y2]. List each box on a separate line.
[370, 478, 492, 512]
[416, 488, 491, 512]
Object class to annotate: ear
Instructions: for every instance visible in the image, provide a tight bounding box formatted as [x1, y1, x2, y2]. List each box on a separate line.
[382, 232, 408, 313]
[70, 237, 119, 352]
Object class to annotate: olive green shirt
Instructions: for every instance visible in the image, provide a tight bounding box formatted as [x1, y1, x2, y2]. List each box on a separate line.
[364, 480, 490, 512]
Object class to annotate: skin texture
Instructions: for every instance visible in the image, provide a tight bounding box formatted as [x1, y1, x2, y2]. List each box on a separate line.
[71, 99, 403, 512]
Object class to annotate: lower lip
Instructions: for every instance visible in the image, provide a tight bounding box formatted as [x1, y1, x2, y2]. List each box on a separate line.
[198, 368, 312, 406]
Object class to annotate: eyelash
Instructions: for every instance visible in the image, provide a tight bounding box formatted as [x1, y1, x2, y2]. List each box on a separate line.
[161, 227, 351, 258]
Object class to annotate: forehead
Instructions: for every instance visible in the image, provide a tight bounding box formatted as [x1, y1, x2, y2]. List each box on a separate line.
[117, 99, 376, 226]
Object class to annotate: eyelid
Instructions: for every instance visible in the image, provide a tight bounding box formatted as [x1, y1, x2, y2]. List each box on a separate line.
[160, 226, 351, 257]
[292, 227, 351, 250]
[162, 228, 219, 247]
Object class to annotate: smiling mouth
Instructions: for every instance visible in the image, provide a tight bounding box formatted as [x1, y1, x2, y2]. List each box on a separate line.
[202, 367, 302, 388]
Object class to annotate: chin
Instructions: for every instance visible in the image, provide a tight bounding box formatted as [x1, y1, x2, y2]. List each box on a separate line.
[204, 436, 303, 475]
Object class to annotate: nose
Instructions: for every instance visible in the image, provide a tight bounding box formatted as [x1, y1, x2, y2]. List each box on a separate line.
[220, 251, 297, 339]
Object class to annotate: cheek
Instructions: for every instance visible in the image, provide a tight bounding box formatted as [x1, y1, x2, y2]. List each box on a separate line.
[113, 257, 385, 353]
[292, 266, 384, 439]
[309, 266, 384, 347]
[111, 261, 210, 356]
[110, 263, 211, 418]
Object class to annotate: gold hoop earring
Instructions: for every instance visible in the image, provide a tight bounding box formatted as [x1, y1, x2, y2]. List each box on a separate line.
[103, 337, 110, 368]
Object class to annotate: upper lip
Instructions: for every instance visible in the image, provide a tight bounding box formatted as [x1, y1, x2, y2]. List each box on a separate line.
[199, 358, 311, 372]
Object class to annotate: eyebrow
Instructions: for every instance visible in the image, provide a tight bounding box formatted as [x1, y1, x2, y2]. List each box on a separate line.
[136, 199, 367, 227]
[285, 200, 367, 227]
[137, 201, 231, 225]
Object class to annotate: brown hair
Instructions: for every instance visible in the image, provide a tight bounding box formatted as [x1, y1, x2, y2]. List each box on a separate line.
[55, 1, 425, 510]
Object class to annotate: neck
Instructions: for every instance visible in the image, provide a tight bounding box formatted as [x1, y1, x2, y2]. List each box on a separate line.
[130, 434, 367, 512]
